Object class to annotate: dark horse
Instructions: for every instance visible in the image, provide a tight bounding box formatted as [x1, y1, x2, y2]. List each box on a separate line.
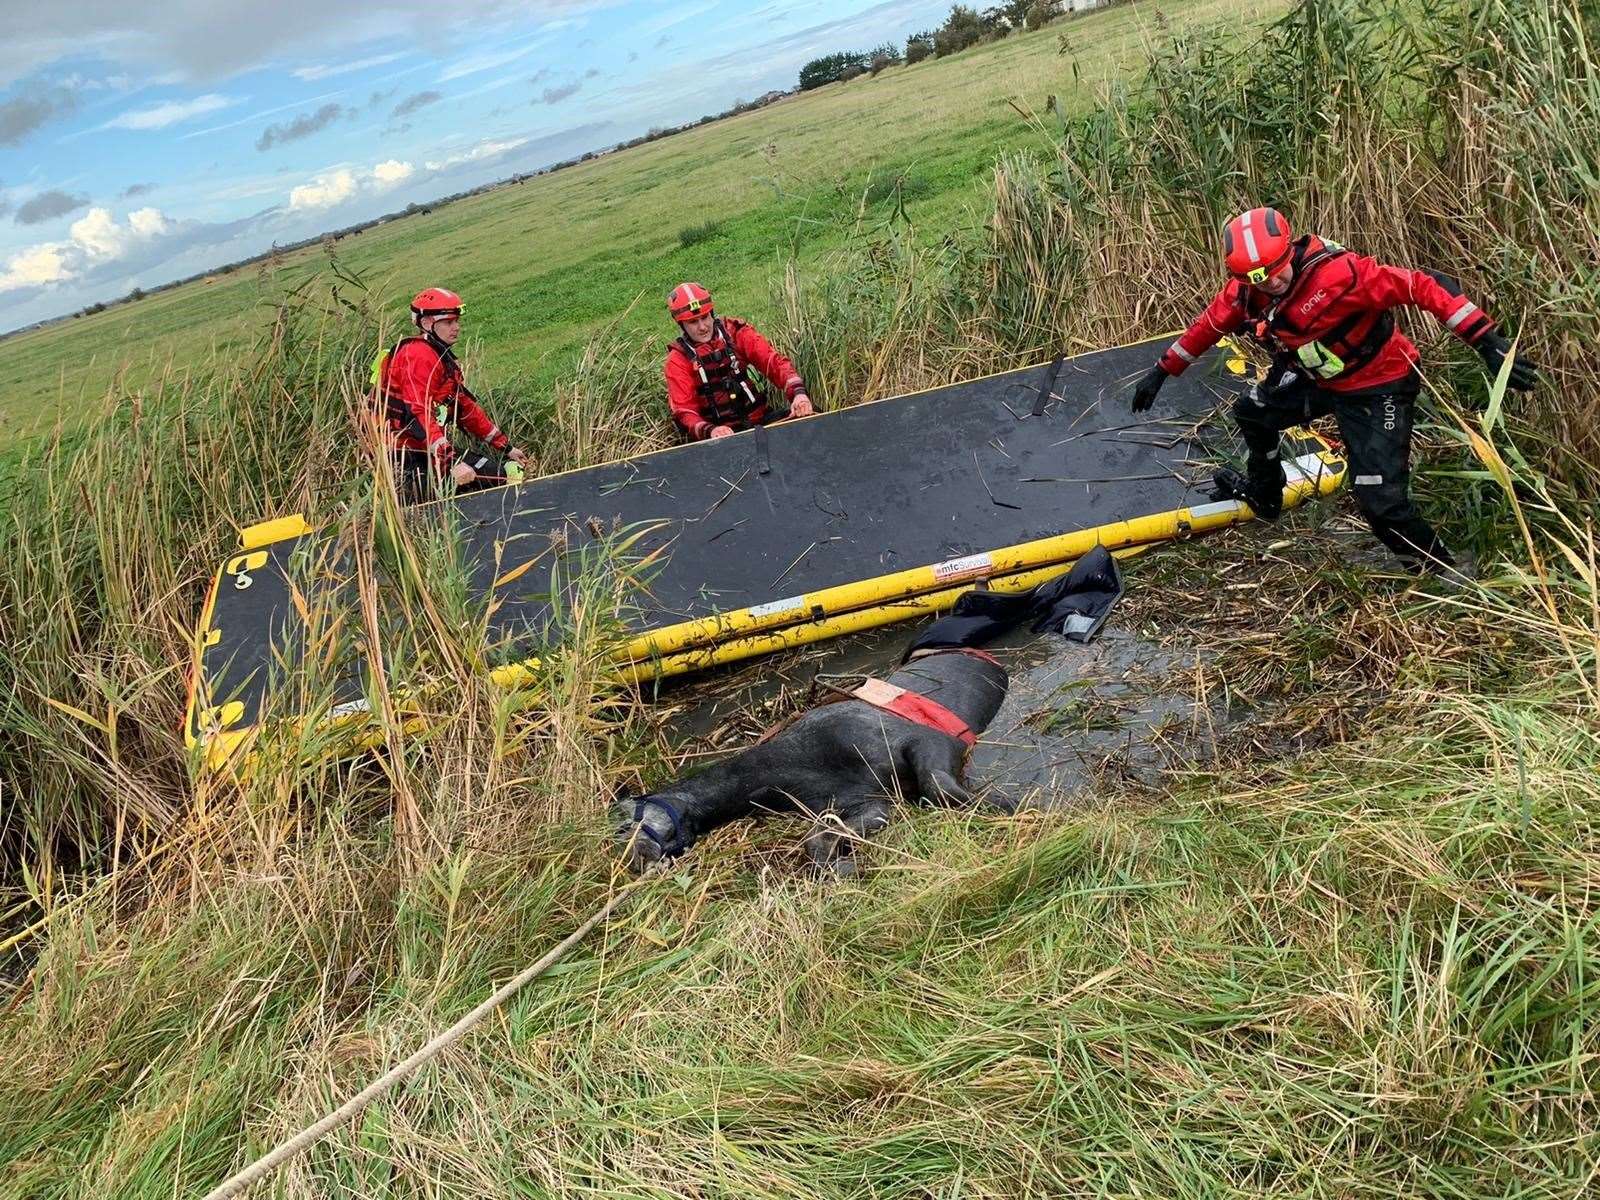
[619, 648, 1011, 876]
[616, 546, 1124, 875]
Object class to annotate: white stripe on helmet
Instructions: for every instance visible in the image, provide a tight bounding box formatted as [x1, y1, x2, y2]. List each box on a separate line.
[1241, 214, 1261, 264]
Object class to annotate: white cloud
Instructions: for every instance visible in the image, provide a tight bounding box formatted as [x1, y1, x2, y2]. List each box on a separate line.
[128, 207, 173, 238]
[104, 92, 237, 131]
[372, 159, 414, 187]
[0, 205, 175, 293]
[288, 168, 358, 211]
[292, 52, 407, 82]
[289, 149, 491, 210]
[0, 242, 72, 290]
[280, 140, 522, 216]
[69, 205, 174, 260]
[55, 70, 136, 93]
[67, 208, 125, 258]
[423, 137, 528, 171]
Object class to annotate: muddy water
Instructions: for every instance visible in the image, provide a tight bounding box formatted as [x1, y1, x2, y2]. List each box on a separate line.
[659, 615, 1231, 809]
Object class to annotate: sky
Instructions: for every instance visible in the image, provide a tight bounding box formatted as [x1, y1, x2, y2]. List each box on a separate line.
[0, 0, 953, 332]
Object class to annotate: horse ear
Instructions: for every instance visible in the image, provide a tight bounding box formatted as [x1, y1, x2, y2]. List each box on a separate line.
[613, 781, 634, 804]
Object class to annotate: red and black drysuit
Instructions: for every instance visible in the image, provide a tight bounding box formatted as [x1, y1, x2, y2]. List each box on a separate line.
[374, 333, 514, 503]
[664, 316, 806, 441]
[1156, 235, 1497, 569]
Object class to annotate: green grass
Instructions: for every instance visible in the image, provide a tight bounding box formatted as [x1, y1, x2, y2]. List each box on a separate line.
[0, 0, 1276, 450]
[3, 0, 1599, 1195]
[3, 618, 1596, 1196]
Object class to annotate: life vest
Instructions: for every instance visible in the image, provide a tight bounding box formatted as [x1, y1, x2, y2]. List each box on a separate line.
[369, 335, 467, 441]
[669, 318, 770, 429]
[1245, 238, 1396, 381]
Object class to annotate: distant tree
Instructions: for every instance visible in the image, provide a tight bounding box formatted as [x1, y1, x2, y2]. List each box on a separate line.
[934, 6, 987, 56]
[1025, 0, 1061, 29]
[905, 31, 936, 63]
[867, 40, 900, 74]
[798, 50, 870, 90]
[989, 0, 1034, 27]
[126, 286, 144, 302]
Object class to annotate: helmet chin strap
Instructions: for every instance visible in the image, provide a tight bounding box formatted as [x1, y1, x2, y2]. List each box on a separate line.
[419, 315, 453, 355]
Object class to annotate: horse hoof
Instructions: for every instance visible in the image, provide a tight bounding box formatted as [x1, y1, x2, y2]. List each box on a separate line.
[619, 826, 664, 874]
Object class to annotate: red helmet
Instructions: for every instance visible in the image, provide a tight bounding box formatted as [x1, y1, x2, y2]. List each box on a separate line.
[1222, 208, 1293, 285]
[411, 287, 464, 321]
[667, 281, 713, 323]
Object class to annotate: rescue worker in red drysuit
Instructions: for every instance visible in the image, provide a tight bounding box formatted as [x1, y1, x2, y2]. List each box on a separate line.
[663, 281, 813, 440]
[372, 287, 527, 503]
[1130, 207, 1539, 576]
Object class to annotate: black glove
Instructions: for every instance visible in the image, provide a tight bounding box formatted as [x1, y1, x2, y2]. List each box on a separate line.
[1131, 364, 1168, 413]
[1477, 333, 1539, 391]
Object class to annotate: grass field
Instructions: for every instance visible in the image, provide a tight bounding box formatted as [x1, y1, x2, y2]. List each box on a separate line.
[2, 0, 1598, 1195]
[0, 0, 1271, 449]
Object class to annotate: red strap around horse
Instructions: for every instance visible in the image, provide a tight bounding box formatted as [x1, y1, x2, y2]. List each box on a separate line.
[850, 677, 977, 747]
[754, 648, 995, 747]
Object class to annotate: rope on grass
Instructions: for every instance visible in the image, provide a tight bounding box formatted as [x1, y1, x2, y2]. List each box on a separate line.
[200, 880, 643, 1200]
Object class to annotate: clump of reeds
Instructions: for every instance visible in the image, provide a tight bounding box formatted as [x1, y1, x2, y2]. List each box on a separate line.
[780, 0, 1598, 504]
[995, 0, 1599, 490]
[0, 286, 373, 887]
[0, 270, 657, 909]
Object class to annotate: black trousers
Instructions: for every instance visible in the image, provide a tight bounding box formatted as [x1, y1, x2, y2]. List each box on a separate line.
[1232, 360, 1452, 568]
[393, 449, 506, 506]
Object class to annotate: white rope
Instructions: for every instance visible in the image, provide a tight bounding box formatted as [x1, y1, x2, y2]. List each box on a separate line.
[201, 882, 641, 1200]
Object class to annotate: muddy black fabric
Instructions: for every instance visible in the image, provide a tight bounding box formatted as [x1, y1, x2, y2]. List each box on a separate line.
[904, 545, 1125, 657]
[394, 449, 513, 506]
[1231, 356, 1451, 568]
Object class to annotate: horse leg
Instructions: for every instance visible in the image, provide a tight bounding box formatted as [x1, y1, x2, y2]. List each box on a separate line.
[802, 794, 893, 878]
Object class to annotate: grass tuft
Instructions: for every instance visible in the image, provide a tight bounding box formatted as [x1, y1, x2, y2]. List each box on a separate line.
[676, 218, 724, 249]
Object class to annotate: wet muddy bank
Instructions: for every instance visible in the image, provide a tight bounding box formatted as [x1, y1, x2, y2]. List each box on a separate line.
[653, 612, 1228, 810]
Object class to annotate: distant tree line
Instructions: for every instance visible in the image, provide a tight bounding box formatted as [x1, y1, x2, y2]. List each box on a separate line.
[46, 89, 803, 331]
[32, 3, 1101, 335]
[805, 1, 1080, 81]
[797, 42, 903, 89]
